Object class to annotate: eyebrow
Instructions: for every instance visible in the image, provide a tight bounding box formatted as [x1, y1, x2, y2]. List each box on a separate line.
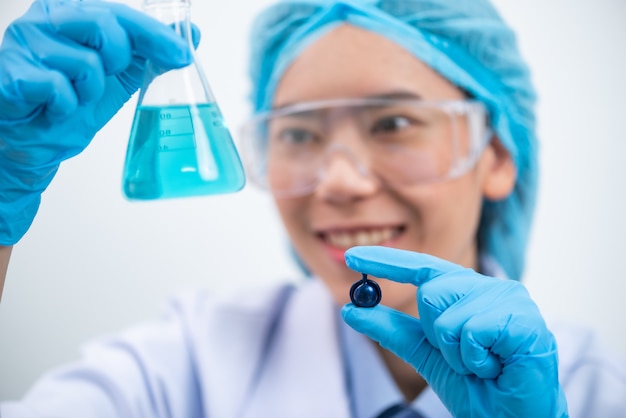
[273, 90, 424, 110]
[366, 91, 424, 101]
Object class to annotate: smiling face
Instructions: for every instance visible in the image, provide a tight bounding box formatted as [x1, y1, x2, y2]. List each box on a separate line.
[271, 25, 515, 316]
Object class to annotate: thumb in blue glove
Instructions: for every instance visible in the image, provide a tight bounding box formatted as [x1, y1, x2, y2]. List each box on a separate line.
[0, 0, 197, 245]
[341, 246, 569, 417]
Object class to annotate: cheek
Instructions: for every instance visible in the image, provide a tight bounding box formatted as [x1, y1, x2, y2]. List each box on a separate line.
[273, 197, 318, 263]
[274, 198, 306, 233]
[396, 176, 484, 262]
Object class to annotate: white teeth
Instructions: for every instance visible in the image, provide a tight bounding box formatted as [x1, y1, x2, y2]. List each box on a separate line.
[356, 231, 369, 246]
[336, 233, 352, 248]
[325, 227, 399, 248]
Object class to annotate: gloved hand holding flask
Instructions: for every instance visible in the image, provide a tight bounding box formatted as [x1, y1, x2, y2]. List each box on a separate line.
[0, 0, 193, 246]
[342, 246, 569, 417]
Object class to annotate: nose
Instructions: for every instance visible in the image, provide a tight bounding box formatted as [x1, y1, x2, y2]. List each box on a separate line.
[314, 145, 381, 204]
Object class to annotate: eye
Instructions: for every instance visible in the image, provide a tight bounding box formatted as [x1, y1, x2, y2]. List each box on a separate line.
[371, 116, 412, 134]
[277, 128, 317, 145]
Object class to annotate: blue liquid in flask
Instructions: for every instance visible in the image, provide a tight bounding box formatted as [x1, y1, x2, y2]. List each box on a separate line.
[123, 103, 246, 200]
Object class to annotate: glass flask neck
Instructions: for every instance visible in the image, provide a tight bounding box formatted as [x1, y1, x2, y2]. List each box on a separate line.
[143, 0, 191, 6]
[143, 0, 191, 25]
[136, 0, 214, 107]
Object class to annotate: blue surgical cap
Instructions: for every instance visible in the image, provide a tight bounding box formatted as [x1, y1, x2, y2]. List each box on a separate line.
[247, 0, 538, 281]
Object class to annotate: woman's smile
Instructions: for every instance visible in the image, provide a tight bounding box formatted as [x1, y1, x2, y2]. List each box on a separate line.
[316, 225, 405, 263]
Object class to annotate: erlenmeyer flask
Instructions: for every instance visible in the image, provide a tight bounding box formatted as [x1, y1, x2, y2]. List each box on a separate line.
[123, 0, 245, 200]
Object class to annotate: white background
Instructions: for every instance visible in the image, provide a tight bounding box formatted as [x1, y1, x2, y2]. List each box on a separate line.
[1, 0, 625, 400]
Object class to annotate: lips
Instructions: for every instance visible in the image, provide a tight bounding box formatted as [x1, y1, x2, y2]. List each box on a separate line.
[318, 225, 404, 249]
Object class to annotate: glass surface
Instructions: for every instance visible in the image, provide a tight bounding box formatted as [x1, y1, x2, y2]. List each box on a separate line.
[124, 103, 245, 200]
[241, 98, 490, 198]
[122, 0, 245, 200]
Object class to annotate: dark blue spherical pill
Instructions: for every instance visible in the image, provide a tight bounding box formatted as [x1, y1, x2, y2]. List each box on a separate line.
[349, 275, 382, 308]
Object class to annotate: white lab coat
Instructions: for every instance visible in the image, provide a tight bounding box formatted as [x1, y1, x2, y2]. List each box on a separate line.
[3, 279, 626, 417]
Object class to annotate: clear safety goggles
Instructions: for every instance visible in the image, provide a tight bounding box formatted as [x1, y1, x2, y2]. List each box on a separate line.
[239, 98, 492, 198]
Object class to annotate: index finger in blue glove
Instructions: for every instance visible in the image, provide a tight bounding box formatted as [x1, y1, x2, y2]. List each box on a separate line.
[47, 2, 132, 76]
[48, 1, 191, 71]
[104, 2, 193, 70]
[344, 246, 503, 378]
[344, 246, 467, 286]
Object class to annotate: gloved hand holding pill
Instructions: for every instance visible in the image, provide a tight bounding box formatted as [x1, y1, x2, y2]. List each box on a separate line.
[342, 246, 569, 418]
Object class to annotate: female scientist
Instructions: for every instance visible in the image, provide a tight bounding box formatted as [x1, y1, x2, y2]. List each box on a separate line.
[1, 0, 625, 416]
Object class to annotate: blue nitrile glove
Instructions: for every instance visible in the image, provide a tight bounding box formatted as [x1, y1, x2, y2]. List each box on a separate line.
[341, 246, 569, 418]
[0, 0, 194, 245]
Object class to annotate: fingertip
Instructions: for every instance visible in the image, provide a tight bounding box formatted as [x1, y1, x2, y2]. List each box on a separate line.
[102, 34, 133, 76]
[37, 49, 104, 107]
[343, 245, 382, 271]
[344, 246, 434, 285]
[340, 305, 355, 326]
[46, 77, 78, 120]
[144, 36, 192, 71]
[189, 22, 202, 49]
[460, 316, 504, 378]
[175, 43, 193, 67]
[344, 245, 376, 259]
[340, 303, 354, 318]
[342, 303, 412, 333]
[13, 70, 78, 122]
[44, 95, 78, 123]
[340, 302, 366, 325]
[471, 355, 501, 379]
[341, 303, 388, 335]
[166, 27, 192, 65]
[461, 339, 502, 379]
